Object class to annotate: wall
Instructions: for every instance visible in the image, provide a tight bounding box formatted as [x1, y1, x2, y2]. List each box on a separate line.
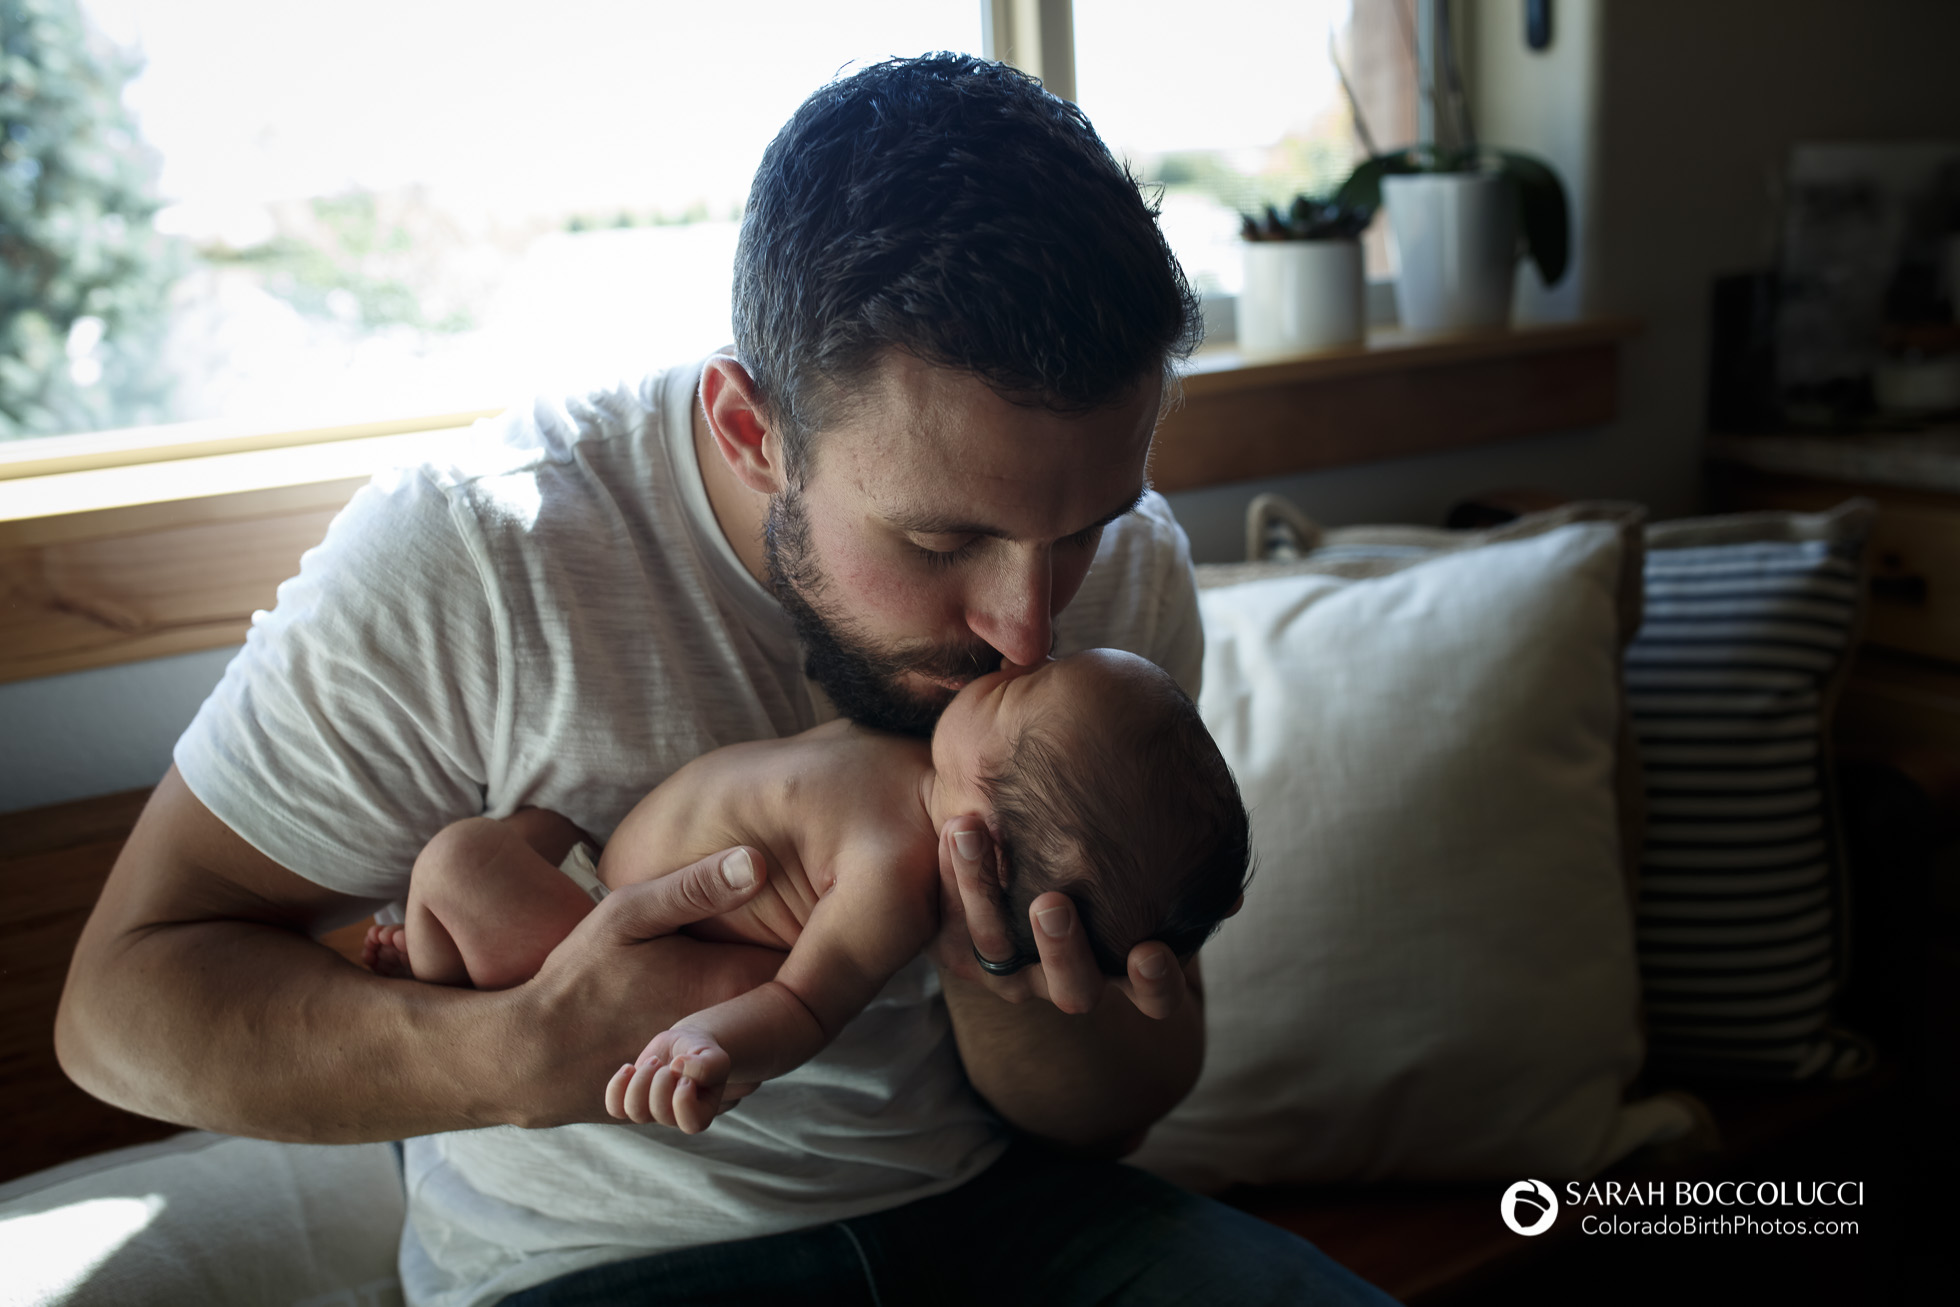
[9, 0, 1960, 814]
[0, 646, 239, 813]
[1580, 0, 1960, 518]
[1177, 0, 1960, 551]
[1170, 0, 1612, 561]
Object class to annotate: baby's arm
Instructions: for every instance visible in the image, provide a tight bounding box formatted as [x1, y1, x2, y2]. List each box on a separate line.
[609, 847, 937, 1132]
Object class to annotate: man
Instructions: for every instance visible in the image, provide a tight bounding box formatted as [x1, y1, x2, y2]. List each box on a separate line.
[57, 55, 1395, 1306]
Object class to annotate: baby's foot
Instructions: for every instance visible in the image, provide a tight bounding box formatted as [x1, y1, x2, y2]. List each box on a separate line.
[362, 923, 412, 978]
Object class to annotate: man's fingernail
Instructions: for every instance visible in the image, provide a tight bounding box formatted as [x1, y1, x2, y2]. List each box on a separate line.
[953, 830, 984, 863]
[1138, 953, 1169, 979]
[1036, 904, 1071, 938]
[720, 848, 756, 889]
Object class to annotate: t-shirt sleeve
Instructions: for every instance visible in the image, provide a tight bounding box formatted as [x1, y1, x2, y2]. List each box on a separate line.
[1056, 491, 1205, 702]
[1153, 533, 1204, 702]
[173, 465, 502, 899]
[1140, 494, 1204, 702]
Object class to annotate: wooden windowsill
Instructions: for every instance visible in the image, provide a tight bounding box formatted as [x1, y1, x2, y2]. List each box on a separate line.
[1181, 318, 1637, 393]
[0, 320, 1635, 684]
[0, 425, 488, 547]
[1150, 318, 1637, 493]
[0, 408, 508, 484]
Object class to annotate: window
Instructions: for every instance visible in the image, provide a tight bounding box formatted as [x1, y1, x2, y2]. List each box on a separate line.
[1071, 0, 1417, 300]
[4, 0, 982, 446]
[4, 0, 1414, 458]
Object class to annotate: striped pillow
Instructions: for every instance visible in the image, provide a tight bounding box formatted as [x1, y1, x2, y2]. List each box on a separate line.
[1630, 502, 1875, 1080]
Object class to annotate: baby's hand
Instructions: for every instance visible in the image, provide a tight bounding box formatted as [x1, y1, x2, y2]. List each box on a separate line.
[604, 1027, 731, 1133]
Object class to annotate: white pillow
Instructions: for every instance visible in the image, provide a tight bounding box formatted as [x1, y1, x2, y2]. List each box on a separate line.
[0, 1132, 404, 1307]
[1133, 520, 1694, 1189]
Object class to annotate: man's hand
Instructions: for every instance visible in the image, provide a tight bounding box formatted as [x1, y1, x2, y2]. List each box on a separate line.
[929, 814, 1196, 1020]
[927, 813, 1206, 1154]
[502, 847, 785, 1127]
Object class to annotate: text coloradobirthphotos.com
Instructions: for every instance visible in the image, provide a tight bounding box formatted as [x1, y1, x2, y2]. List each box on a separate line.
[1579, 1212, 1860, 1236]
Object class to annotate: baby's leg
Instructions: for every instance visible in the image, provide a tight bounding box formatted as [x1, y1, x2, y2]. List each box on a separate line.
[391, 815, 597, 989]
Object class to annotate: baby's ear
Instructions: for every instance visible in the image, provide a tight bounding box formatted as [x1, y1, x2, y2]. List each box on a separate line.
[1225, 893, 1246, 918]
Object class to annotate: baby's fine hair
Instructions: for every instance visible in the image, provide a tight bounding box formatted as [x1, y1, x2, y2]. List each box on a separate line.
[982, 663, 1251, 976]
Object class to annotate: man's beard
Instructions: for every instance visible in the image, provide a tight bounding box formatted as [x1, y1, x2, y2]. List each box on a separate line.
[764, 485, 1001, 737]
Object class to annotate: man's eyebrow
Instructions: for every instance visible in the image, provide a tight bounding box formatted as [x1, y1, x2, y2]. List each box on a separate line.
[888, 487, 1147, 540]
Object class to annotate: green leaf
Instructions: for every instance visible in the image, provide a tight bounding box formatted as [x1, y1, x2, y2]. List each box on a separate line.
[1332, 150, 1423, 221]
[1493, 150, 1570, 286]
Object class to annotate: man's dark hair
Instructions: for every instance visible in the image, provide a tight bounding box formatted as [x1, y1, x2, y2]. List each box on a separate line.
[732, 52, 1201, 476]
[983, 666, 1251, 976]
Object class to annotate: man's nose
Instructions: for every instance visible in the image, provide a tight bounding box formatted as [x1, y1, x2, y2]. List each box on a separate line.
[968, 547, 1054, 669]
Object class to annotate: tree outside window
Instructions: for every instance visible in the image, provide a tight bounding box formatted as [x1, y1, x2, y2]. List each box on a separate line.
[1, 0, 179, 440]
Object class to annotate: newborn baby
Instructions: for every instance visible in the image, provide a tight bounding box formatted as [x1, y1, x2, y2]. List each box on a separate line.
[364, 648, 1250, 1132]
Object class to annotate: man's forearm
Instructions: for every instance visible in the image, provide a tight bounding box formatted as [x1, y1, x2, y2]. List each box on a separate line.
[58, 917, 528, 1142]
[936, 970, 1203, 1153]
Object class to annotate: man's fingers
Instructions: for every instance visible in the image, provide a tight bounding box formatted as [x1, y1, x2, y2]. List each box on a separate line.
[600, 846, 766, 942]
[943, 818, 1018, 967]
[1027, 892, 1102, 1016]
[1122, 941, 1186, 1021]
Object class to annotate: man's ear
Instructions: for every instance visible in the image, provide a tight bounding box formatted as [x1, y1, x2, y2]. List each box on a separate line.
[700, 355, 791, 496]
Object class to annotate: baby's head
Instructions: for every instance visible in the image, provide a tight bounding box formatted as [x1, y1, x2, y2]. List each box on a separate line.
[929, 649, 1250, 975]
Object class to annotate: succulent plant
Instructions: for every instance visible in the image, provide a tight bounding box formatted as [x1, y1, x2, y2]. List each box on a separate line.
[1240, 194, 1374, 242]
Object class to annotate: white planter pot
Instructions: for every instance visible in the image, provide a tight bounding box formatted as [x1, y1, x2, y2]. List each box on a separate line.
[1238, 239, 1365, 358]
[1383, 172, 1517, 334]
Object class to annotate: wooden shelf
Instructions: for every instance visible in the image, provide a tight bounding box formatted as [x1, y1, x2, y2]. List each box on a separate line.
[1707, 430, 1960, 499]
[0, 322, 1633, 684]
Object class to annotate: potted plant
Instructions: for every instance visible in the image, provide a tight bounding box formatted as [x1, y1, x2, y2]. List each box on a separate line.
[1327, 8, 1570, 335]
[1235, 195, 1372, 358]
[1336, 146, 1569, 334]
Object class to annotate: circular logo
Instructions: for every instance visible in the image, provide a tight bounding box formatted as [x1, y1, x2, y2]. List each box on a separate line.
[1501, 1179, 1559, 1236]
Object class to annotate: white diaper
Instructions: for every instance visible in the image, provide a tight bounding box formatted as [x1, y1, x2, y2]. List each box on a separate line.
[559, 842, 608, 904]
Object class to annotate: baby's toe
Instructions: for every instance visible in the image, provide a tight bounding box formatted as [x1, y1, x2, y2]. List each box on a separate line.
[364, 925, 412, 978]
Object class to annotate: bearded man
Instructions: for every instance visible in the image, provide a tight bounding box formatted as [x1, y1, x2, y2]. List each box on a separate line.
[58, 54, 1396, 1307]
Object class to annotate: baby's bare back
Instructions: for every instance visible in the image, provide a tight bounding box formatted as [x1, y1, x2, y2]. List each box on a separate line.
[597, 720, 940, 951]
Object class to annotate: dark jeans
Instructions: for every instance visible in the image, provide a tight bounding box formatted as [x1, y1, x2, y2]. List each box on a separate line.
[499, 1138, 1399, 1306]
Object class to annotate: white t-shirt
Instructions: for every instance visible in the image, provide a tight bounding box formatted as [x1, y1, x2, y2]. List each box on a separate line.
[175, 358, 1204, 1307]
